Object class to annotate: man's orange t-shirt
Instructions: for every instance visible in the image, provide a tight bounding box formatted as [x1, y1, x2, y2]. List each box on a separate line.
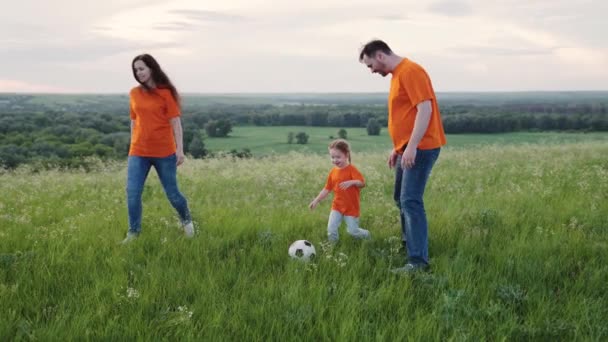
[324, 164, 365, 217]
[129, 87, 180, 157]
[388, 58, 446, 152]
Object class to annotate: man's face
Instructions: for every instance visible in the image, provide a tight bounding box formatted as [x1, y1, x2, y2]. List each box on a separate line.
[362, 52, 389, 77]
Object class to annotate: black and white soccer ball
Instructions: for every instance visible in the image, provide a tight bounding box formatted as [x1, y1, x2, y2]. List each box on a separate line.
[288, 240, 316, 262]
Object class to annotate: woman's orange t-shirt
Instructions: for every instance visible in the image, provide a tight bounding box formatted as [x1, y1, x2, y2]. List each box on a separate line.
[128, 86, 180, 157]
[324, 164, 365, 217]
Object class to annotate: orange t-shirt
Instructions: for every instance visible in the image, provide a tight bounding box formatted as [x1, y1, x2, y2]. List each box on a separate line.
[388, 58, 446, 152]
[128, 86, 180, 157]
[324, 164, 365, 217]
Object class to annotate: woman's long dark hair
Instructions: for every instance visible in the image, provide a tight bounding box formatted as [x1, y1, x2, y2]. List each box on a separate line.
[132, 54, 180, 105]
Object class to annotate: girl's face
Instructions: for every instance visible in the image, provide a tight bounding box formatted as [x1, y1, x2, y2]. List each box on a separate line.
[329, 148, 349, 168]
[133, 60, 153, 86]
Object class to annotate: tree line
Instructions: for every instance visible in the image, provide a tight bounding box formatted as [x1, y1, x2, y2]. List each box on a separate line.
[0, 93, 607, 169]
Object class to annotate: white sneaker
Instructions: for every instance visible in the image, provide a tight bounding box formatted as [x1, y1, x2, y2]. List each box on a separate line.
[121, 232, 139, 244]
[183, 222, 195, 238]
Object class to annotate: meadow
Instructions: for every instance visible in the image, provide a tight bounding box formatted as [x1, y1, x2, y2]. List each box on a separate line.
[205, 126, 608, 155]
[1, 138, 607, 340]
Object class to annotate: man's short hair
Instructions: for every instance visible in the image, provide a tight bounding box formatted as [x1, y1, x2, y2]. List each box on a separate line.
[359, 40, 393, 61]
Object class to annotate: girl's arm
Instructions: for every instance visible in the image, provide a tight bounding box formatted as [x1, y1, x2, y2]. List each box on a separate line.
[339, 180, 365, 190]
[309, 189, 330, 210]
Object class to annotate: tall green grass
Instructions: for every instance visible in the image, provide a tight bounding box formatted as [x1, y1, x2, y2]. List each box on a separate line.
[1, 141, 607, 340]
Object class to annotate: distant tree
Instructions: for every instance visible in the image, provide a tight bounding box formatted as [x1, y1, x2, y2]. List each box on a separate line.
[205, 119, 233, 137]
[188, 135, 208, 158]
[205, 120, 218, 137]
[0, 144, 28, 169]
[295, 132, 309, 144]
[343, 113, 361, 127]
[252, 115, 267, 126]
[287, 132, 295, 144]
[229, 148, 252, 158]
[306, 112, 329, 126]
[366, 118, 381, 135]
[337, 128, 348, 139]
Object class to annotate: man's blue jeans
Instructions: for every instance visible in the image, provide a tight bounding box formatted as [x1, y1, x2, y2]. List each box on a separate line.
[126, 154, 191, 234]
[394, 148, 440, 265]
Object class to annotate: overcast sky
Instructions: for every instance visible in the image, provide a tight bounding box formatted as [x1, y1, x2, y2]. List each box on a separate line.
[1, 0, 606, 93]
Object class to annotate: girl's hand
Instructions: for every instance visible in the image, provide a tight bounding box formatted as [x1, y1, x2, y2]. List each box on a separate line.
[339, 181, 354, 190]
[309, 200, 318, 210]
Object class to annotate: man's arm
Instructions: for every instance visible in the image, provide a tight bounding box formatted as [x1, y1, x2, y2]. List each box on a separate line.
[401, 100, 432, 169]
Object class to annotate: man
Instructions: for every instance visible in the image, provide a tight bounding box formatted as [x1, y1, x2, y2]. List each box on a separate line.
[359, 40, 446, 273]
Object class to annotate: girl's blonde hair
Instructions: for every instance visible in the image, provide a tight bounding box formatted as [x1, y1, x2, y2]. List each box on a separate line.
[329, 139, 351, 163]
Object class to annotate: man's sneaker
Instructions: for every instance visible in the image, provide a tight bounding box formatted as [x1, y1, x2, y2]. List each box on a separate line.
[183, 222, 195, 238]
[399, 240, 407, 254]
[121, 232, 139, 244]
[391, 263, 429, 275]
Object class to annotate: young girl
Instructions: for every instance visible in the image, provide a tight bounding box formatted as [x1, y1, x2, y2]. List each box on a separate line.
[309, 139, 371, 243]
[122, 54, 194, 243]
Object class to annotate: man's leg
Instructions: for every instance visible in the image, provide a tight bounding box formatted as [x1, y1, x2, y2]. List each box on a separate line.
[399, 148, 440, 266]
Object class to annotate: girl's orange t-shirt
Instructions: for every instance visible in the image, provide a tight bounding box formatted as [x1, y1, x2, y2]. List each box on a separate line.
[324, 164, 365, 217]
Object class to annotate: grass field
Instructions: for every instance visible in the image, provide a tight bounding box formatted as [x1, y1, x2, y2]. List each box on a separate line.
[1, 139, 607, 340]
[205, 126, 608, 156]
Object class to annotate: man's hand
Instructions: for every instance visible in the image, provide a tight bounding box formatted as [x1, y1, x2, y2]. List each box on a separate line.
[401, 145, 416, 169]
[387, 149, 398, 169]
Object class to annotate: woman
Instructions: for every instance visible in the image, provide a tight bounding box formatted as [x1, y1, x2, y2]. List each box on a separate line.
[122, 54, 194, 243]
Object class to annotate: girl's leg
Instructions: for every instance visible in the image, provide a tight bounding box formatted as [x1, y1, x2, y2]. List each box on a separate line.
[344, 216, 371, 240]
[327, 210, 342, 243]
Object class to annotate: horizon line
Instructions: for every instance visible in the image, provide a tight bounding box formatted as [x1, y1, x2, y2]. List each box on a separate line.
[1, 90, 608, 96]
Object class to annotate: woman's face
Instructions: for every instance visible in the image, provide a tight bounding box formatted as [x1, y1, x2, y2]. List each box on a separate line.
[133, 60, 152, 85]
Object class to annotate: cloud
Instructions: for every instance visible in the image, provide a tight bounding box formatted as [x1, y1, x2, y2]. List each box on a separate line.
[449, 45, 555, 56]
[428, 0, 473, 17]
[376, 14, 408, 21]
[2, 0, 606, 92]
[153, 21, 200, 31]
[0, 38, 180, 65]
[0, 79, 77, 93]
[169, 9, 247, 23]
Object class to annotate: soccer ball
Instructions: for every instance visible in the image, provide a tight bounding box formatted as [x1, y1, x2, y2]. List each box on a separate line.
[288, 240, 316, 262]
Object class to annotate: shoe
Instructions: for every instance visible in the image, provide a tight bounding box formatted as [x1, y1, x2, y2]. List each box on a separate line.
[399, 241, 407, 254]
[183, 222, 195, 238]
[391, 263, 429, 274]
[121, 232, 139, 244]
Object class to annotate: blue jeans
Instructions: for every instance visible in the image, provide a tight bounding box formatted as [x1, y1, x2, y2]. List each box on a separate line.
[327, 210, 371, 242]
[126, 154, 191, 234]
[394, 148, 440, 265]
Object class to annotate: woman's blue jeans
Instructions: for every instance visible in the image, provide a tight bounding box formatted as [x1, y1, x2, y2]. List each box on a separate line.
[126, 154, 191, 234]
